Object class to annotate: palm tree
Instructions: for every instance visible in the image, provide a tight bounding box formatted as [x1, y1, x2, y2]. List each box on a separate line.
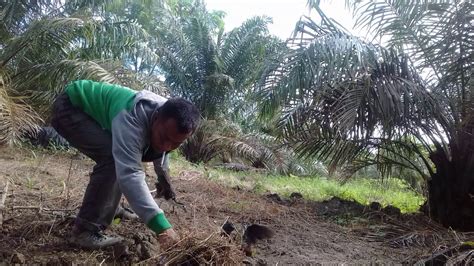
[0, 0, 62, 144]
[154, 0, 282, 119]
[259, 1, 473, 230]
[180, 118, 305, 175]
[153, 0, 297, 170]
[0, 0, 159, 143]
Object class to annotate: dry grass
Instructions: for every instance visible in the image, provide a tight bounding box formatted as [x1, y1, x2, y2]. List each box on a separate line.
[138, 231, 243, 265]
[354, 211, 474, 264]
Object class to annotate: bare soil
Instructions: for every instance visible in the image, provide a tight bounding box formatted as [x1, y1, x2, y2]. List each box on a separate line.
[0, 147, 472, 265]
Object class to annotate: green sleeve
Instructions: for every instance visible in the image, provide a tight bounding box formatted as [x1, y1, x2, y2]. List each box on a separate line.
[147, 212, 172, 234]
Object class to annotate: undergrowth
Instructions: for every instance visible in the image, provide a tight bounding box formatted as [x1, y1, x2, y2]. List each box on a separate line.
[170, 155, 425, 213]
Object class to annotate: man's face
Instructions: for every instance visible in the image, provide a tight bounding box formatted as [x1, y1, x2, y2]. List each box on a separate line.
[151, 117, 192, 153]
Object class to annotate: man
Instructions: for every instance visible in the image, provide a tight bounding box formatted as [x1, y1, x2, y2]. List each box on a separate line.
[51, 80, 200, 249]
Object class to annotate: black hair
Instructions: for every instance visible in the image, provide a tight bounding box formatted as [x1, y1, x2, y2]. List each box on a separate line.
[157, 97, 201, 134]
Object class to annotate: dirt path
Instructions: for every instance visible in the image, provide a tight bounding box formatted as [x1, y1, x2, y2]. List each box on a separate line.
[0, 147, 468, 264]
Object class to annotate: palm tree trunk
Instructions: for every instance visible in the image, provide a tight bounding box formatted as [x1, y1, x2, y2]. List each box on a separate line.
[428, 118, 474, 231]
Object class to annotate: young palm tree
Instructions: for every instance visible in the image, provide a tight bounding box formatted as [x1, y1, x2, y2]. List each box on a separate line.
[0, 0, 159, 143]
[179, 118, 300, 175]
[259, 1, 473, 230]
[155, 0, 282, 119]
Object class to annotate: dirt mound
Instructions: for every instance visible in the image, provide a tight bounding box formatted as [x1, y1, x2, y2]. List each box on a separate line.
[312, 196, 366, 216]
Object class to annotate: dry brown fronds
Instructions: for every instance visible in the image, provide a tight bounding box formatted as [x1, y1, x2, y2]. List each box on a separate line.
[139, 232, 244, 265]
[447, 249, 474, 265]
[388, 231, 444, 248]
[0, 75, 41, 145]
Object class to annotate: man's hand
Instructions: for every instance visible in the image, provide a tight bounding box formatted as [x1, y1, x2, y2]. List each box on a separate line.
[157, 228, 179, 250]
[154, 167, 176, 200]
[155, 181, 176, 200]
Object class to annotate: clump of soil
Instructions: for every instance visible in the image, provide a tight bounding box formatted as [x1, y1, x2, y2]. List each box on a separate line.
[310, 196, 404, 218]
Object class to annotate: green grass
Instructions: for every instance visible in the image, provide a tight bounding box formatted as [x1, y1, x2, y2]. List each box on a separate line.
[16, 145, 425, 213]
[169, 156, 425, 213]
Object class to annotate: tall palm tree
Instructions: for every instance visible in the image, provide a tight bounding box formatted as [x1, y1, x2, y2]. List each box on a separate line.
[259, 1, 473, 230]
[155, 0, 282, 119]
[153, 0, 297, 171]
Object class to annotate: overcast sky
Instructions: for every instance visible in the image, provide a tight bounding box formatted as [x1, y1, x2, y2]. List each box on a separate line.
[204, 0, 357, 39]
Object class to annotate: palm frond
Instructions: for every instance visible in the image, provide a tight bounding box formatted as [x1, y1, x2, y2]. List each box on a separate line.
[155, 2, 281, 120]
[1, 13, 158, 116]
[0, 74, 41, 145]
[77, 17, 157, 65]
[258, 6, 441, 178]
[1, 17, 85, 68]
[180, 119, 304, 175]
[348, 0, 474, 129]
[12, 59, 117, 116]
[1, 16, 156, 69]
[0, 0, 65, 41]
[220, 16, 272, 88]
[155, 11, 205, 97]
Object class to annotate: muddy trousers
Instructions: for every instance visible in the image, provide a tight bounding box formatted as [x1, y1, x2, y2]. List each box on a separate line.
[51, 93, 121, 233]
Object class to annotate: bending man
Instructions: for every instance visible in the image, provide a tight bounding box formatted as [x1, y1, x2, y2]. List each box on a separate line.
[51, 80, 200, 249]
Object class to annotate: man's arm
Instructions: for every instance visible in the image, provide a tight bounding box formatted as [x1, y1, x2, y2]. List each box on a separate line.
[153, 153, 176, 200]
[111, 110, 172, 234]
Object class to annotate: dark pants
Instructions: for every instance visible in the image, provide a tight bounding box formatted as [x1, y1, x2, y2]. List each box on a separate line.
[51, 93, 121, 233]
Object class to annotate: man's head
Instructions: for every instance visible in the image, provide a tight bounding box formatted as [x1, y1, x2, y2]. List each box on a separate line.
[151, 97, 200, 152]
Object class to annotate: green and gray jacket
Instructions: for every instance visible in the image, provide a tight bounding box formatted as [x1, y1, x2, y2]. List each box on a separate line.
[65, 80, 172, 234]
